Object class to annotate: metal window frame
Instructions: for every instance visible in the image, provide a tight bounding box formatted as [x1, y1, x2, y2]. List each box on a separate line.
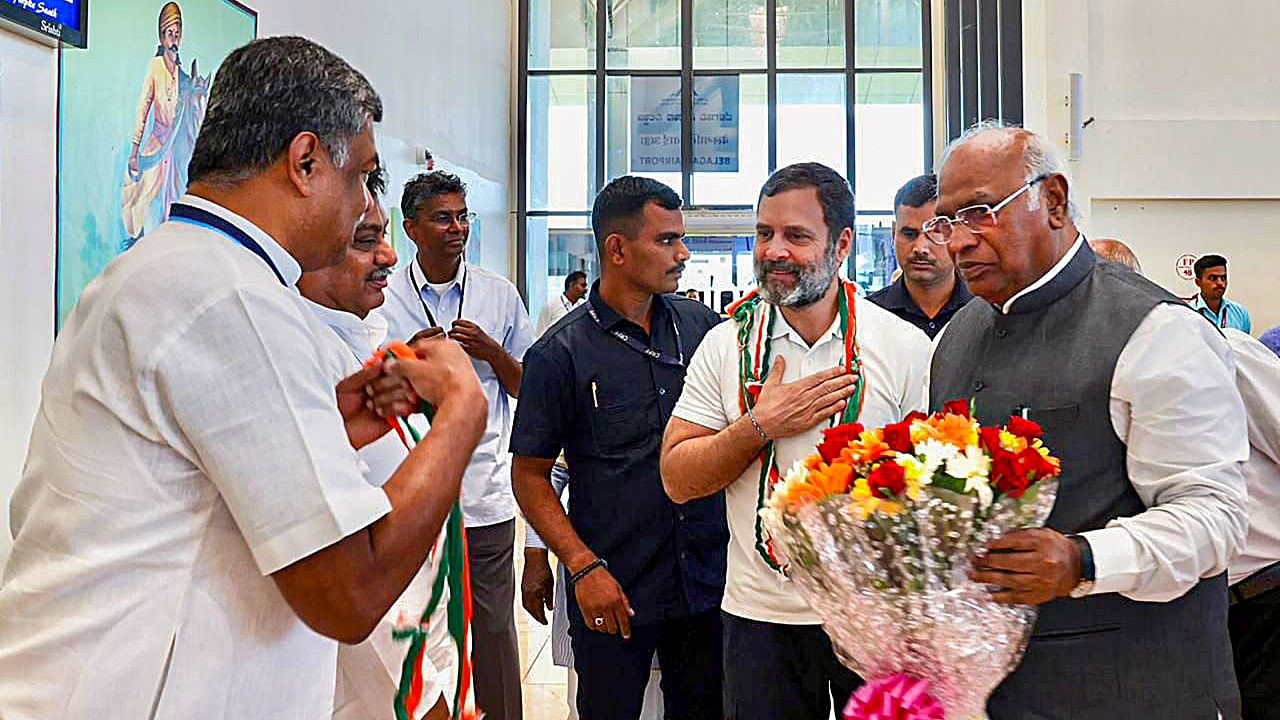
[518, 0, 936, 300]
[944, 0, 1024, 142]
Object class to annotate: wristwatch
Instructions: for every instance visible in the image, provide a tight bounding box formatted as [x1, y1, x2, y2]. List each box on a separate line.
[1066, 534, 1096, 599]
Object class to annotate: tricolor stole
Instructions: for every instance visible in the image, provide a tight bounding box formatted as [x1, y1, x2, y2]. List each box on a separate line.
[371, 343, 480, 720]
[728, 280, 866, 573]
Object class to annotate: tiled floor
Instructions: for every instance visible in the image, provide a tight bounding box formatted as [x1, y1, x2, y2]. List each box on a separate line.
[514, 520, 572, 720]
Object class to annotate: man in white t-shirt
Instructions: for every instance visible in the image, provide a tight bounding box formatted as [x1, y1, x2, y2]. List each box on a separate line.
[536, 270, 589, 336]
[298, 167, 457, 720]
[0, 37, 486, 720]
[661, 163, 929, 720]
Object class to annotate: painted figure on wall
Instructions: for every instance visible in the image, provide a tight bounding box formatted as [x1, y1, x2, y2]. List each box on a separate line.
[120, 2, 210, 242]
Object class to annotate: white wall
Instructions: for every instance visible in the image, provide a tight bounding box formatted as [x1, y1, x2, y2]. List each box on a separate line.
[0, 31, 59, 566]
[0, 0, 513, 564]
[1022, 0, 1280, 334]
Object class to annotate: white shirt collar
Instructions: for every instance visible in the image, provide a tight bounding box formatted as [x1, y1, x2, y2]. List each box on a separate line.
[178, 194, 303, 288]
[413, 256, 467, 295]
[769, 305, 845, 349]
[304, 298, 388, 357]
[999, 233, 1085, 314]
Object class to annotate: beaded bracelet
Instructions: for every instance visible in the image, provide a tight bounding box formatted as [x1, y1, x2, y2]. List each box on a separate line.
[745, 406, 769, 442]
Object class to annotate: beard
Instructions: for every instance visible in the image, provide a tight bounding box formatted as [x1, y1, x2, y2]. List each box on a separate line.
[755, 245, 839, 308]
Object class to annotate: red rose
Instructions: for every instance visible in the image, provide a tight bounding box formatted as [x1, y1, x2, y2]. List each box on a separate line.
[979, 426, 1004, 454]
[1013, 447, 1057, 482]
[882, 421, 914, 453]
[818, 422, 864, 464]
[904, 411, 928, 424]
[867, 461, 907, 499]
[943, 399, 972, 418]
[990, 450, 1030, 497]
[1006, 415, 1044, 440]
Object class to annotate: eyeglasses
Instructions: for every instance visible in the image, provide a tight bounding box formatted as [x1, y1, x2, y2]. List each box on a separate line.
[426, 211, 477, 228]
[922, 175, 1049, 245]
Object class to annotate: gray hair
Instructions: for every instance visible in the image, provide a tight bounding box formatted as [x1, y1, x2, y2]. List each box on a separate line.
[188, 36, 383, 186]
[937, 120, 1080, 221]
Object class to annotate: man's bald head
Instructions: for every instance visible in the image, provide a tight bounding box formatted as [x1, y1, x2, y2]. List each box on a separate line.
[1090, 239, 1142, 274]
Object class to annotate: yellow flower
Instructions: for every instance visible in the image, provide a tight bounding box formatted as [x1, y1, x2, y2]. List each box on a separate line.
[998, 430, 1028, 453]
[895, 456, 928, 501]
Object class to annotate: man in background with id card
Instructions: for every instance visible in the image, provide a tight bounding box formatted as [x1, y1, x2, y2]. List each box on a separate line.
[510, 176, 727, 720]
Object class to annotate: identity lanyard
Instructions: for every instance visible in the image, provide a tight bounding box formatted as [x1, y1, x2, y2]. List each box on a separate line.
[1198, 296, 1229, 329]
[169, 202, 288, 287]
[409, 262, 467, 329]
[586, 299, 684, 368]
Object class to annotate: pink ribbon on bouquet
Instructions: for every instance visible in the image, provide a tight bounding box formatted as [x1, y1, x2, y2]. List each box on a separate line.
[843, 674, 946, 720]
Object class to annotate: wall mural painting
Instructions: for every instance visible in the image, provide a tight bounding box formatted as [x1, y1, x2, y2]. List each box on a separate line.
[56, 0, 257, 330]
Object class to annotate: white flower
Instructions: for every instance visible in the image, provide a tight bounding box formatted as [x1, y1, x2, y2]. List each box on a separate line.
[783, 461, 808, 485]
[965, 475, 994, 509]
[915, 439, 958, 479]
[766, 460, 812, 512]
[944, 445, 989, 481]
[946, 446, 995, 509]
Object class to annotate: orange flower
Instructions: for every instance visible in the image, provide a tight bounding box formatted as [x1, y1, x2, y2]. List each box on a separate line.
[913, 413, 978, 450]
[843, 429, 893, 466]
[811, 461, 854, 497]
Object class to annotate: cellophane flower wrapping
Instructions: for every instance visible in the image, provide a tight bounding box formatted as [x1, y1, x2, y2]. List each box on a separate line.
[758, 404, 1061, 720]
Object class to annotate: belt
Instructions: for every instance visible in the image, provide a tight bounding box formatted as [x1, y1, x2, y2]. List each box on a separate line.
[1231, 561, 1280, 605]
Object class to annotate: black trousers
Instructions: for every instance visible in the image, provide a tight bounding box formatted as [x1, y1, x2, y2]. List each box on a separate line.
[1230, 585, 1280, 720]
[721, 612, 862, 720]
[465, 519, 522, 720]
[571, 608, 723, 720]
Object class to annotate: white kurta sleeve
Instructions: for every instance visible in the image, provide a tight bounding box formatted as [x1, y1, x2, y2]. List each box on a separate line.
[150, 286, 392, 575]
[1082, 303, 1250, 601]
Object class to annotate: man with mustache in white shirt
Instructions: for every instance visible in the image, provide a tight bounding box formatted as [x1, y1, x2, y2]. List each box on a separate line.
[298, 167, 456, 720]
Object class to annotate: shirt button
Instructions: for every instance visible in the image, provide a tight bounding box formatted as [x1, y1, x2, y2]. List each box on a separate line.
[659, 388, 667, 396]
[973, 380, 985, 392]
[677, 511, 686, 521]
[995, 328, 1008, 338]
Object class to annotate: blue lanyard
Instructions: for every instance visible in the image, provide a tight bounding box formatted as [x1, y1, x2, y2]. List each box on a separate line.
[169, 202, 289, 287]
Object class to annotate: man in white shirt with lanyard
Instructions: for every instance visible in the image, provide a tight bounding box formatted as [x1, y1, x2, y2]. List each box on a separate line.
[536, 270, 589, 336]
[376, 171, 535, 720]
[0, 37, 487, 720]
[661, 163, 930, 720]
[298, 167, 457, 720]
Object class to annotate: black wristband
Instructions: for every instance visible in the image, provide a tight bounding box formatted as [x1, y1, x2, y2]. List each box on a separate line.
[1067, 534, 1095, 582]
[570, 558, 608, 586]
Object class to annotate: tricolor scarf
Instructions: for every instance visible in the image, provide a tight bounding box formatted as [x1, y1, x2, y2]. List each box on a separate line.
[728, 280, 866, 573]
[371, 343, 481, 720]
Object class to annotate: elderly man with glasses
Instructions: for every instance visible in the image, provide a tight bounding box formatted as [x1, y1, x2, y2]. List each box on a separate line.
[375, 170, 535, 720]
[925, 123, 1248, 719]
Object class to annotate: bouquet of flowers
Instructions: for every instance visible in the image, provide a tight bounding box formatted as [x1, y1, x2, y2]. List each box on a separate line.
[759, 400, 1062, 720]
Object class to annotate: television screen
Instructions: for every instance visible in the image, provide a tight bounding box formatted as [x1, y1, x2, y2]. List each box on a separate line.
[1, 0, 87, 47]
